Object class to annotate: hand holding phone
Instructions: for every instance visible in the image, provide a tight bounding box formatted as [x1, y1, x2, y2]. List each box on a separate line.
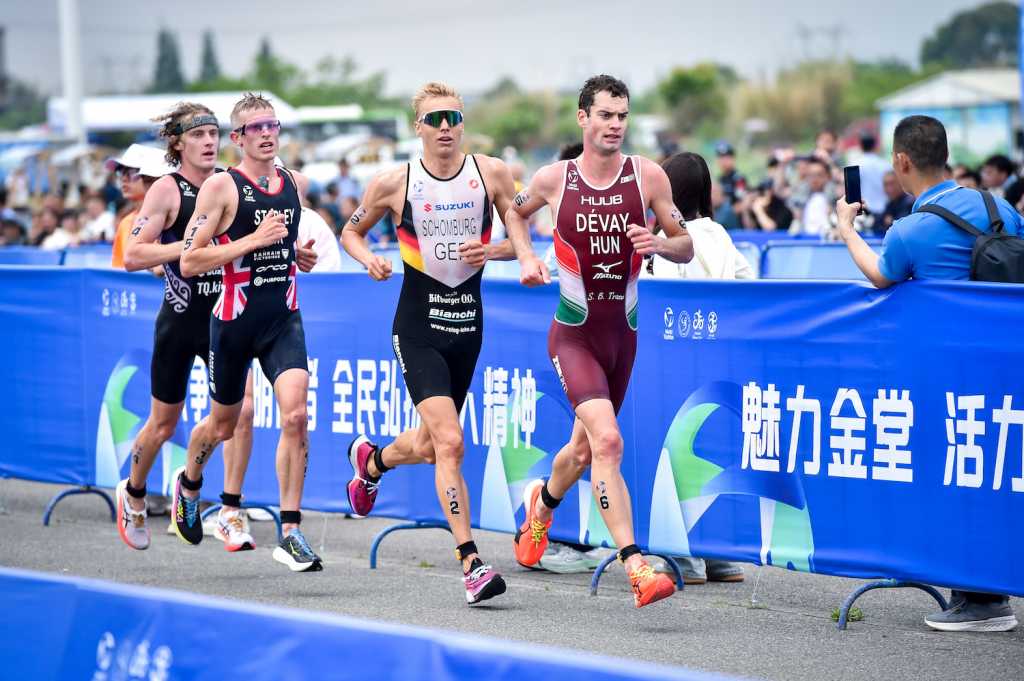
[843, 165, 863, 213]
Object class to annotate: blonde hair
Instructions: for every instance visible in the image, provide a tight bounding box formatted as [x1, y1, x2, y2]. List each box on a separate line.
[230, 92, 275, 127]
[411, 81, 463, 116]
[152, 102, 215, 165]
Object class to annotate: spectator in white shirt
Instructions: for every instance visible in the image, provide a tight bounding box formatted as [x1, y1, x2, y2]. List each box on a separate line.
[80, 195, 115, 242]
[297, 207, 342, 272]
[793, 157, 832, 236]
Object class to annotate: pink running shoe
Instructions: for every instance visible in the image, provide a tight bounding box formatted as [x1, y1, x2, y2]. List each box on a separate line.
[463, 559, 507, 605]
[346, 435, 380, 518]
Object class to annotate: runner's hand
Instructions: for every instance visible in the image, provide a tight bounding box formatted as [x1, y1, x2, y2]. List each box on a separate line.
[627, 224, 659, 256]
[253, 210, 288, 248]
[519, 255, 551, 287]
[366, 254, 393, 281]
[458, 239, 487, 268]
[296, 238, 318, 272]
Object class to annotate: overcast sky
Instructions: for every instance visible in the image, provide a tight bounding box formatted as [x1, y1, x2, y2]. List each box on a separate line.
[1, 0, 995, 98]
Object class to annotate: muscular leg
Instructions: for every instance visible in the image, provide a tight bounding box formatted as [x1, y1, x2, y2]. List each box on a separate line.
[366, 425, 436, 477]
[125, 398, 184, 511]
[536, 418, 591, 521]
[182, 399, 244, 498]
[221, 370, 254, 507]
[272, 367, 309, 534]
[415, 396, 476, 572]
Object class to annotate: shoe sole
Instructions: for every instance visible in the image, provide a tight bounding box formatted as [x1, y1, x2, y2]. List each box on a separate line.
[925, 615, 1018, 632]
[707, 574, 744, 583]
[467, 575, 507, 604]
[115, 480, 149, 551]
[636, 577, 676, 608]
[170, 467, 202, 546]
[346, 436, 372, 519]
[513, 479, 548, 567]
[272, 547, 324, 572]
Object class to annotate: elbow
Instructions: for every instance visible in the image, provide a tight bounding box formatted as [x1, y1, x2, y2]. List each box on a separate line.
[179, 254, 198, 278]
[123, 252, 143, 272]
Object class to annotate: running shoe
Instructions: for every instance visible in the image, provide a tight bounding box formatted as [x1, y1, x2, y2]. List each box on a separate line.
[463, 558, 506, 604]
[628, 561, 676, 608]
[213, 507, 255, 552]
[272, 528, 323, 572]
[346, 435, 380, 518]
[170, 466, 203, 545]
[513, 479, 552, 567]
[115, 479, 150, 550]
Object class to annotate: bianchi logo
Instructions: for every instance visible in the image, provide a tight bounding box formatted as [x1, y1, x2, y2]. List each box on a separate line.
[242, 185, 255, 202]
[593, 261, 623, 280]
[179, 180, 195, 197]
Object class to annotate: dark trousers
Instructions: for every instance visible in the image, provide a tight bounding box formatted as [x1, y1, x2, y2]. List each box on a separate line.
[953, 590, 1009, 605]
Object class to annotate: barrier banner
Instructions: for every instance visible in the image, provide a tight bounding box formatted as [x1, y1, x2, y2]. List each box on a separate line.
[1, 268, 1022, 596]
[0, 567, 724, 681]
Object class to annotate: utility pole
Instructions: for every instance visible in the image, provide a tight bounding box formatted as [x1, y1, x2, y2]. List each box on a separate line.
[58, 0, 85, 142]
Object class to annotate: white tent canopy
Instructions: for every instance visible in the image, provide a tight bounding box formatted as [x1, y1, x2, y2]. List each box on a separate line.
[876, 69, 1019, 110]
[47, 91, 299, 135]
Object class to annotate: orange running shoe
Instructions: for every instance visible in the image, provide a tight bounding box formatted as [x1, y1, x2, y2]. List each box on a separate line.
[629, 561, 676, 608]
[513, 479, 552, 567]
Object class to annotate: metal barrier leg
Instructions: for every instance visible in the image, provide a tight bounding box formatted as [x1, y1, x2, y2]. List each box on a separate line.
[369, 521, 452, 569]
[202, 503, 284, 542]
[589, 551, 686, 596]
[42, 486, 115, 526]
[836, 579, 950, 630]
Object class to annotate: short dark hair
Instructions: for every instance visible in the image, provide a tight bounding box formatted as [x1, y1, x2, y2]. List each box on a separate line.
[578, 75, 629, 114]
[661, 152, 713, 222]
[893, 115, 948, 172]
[558, 142, 584, 161]
[859, 134, 877, 152]
[806, 157, 830, 173]
[983, 154, 1016, 176]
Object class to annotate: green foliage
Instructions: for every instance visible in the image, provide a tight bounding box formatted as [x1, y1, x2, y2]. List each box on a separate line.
[921, 1, 1019, 68]
[468, 78, 579, 151]
[657, 63, 731, 136]
[198, 31, 221, 83]
[0, 78, 47, 130]
[148, 29, 185, 94]
[831, 607, 864, 622]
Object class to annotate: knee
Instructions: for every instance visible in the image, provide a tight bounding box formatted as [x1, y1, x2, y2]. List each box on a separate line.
[571, 441, 593, 469]
[151, 419, 177, 444]
[432, 430, 464, 466]
[281, 407, 308, 437]
[420, 442, 437, 465]
[591, 430, 623, 465]
[235, 402, 254, 437]
[211, 418, 238, 443]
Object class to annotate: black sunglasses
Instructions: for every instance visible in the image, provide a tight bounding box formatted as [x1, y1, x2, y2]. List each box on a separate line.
[419, 110, 464, 128]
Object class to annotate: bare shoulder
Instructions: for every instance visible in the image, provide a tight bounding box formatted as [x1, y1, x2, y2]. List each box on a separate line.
[145, 174, 180, 203]
[531, 161, 565, 192]
[637, 156, 670, 193]
[199, 171, 236, 196]
[473, 154, 509, 178]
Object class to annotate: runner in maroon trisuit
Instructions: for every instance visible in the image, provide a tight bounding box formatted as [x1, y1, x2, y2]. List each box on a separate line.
[505, 75, 694, 608]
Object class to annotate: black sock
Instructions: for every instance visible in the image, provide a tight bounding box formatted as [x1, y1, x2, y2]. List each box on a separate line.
[617, 544, 642, 563]
[372, 445, 390, 478]
[455, 540, 478, 564]
[180, 473, 203, 492]
[280, 510, 301, 525]
[466, 556, 483, 573]
[125, 481, 146, 499]
[220, 492, 242, 508]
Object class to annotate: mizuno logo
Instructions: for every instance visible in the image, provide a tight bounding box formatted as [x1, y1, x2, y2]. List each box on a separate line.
[594, 261, 621, 273]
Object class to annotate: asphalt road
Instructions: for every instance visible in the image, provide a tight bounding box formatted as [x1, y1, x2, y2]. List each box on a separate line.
[2, 479, 1021, 681]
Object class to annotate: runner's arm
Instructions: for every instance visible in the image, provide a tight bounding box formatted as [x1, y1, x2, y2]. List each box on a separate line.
[632, 160, 694, 264]
[504, 164, 557, 285]
[122, 177, 177, 271]
[180, 173, 287, 277]
[463, 156, 515, 263]
[339, 168, 400, 281]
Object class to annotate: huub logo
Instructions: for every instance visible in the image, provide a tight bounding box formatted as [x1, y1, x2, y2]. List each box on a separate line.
[179, 180, 195, 197]
[581, 194, 623, 207]
[242, 185, 255, 202]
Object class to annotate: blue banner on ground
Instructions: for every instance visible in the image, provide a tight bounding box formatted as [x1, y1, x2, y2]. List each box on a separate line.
[0, 567, 723, 681]
[1, 268, 1022, 596]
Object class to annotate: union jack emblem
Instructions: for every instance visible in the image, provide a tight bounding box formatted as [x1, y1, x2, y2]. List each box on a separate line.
[213, 237, 250, 320]
[285, 262, 298, 311]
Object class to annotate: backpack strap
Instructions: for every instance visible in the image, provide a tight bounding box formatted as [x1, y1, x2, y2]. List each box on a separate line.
[915, 203, 984, 237]
[979, 190, 1005, 234]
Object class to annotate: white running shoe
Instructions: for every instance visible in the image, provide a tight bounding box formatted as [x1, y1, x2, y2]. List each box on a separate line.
[115, 479, 150, 550]
[213, 508, 255, 552]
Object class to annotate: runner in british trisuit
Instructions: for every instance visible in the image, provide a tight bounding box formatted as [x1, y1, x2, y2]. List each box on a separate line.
[175, 92, 322, 572]
[504, 75, 695, 608]
[341, 81, 540, 604]
[117, 102, 256, 553]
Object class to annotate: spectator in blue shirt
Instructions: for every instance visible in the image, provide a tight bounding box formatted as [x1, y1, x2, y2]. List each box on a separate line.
[837, 114, 1020, 633]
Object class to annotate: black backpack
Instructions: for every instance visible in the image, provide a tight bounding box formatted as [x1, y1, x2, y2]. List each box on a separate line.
[915, 189, 1024, 283]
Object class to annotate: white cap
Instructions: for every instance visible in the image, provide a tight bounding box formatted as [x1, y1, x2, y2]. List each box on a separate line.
[105, 144, 175, 177]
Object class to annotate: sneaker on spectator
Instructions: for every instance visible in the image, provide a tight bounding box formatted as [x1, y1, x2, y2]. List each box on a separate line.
[247, 507, 277, 521]
[146, 495, 170, 517]
[651, 555, 707, 584]
[707, 559, 745, 582]
[925, 596, 1018, 632]
[538, 543, 592, 574]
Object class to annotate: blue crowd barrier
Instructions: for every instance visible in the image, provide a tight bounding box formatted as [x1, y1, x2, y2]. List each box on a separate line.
[0, 567, 726, 681]
[732, 241, 760, 278]
[0, 246, 64, 266]
[2, 267, 1023, 599]
[62, 243, 115, 268]
[760, 241, 882, 279]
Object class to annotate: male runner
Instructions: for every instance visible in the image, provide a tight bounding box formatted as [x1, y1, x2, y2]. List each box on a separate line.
[504, 75, 695, 608]
[340, 81, 536, 604]
[175, 92, 322, 572]
[116, 103, 256, 553]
